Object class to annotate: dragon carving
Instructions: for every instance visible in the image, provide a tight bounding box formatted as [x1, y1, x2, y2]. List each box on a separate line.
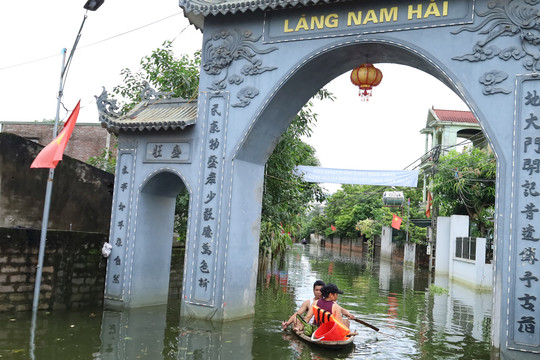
[453, 0, 540, 71]
[203, 29, 278, 107]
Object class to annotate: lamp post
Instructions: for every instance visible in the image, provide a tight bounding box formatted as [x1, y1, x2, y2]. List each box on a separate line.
[30, 3, 105, 358]
[31, 0, 106, 313]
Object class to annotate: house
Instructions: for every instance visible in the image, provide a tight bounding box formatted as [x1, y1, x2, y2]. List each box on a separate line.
[418, 108, 493, 289]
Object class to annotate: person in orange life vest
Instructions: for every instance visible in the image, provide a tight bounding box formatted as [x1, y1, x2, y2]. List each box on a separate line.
[282, 280, 325, 331]
[304, 283, 355, 329]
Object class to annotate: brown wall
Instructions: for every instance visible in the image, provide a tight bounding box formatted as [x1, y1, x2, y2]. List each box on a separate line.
[0, 133, 114, 232]
[0, 123, 117, 163]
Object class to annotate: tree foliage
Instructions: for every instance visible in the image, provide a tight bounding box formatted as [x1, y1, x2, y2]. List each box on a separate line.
[303, 183, 428, 245]
[259, 90, 333, 256]
[431, 147, 496, 236]
[112, 40, 200, 113]
[87, 147, 117, 173]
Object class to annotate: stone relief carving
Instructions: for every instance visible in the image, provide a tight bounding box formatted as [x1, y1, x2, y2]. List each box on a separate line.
[203, 29, 278, 107]
[479, 70, 512, 95]
[95, 87, 122, 118]
[452, 0, 540, 94]
[140, 81, 172, 100]
[232, 86, 259, 108]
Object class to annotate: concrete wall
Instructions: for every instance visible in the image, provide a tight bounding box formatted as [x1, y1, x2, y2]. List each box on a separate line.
[0, 133, 114, 232]
[0, 122, 117, 163]
[435, 216, 492, 290]
[404, 242, 416, 267]
[380, 226, 393, 260]
[434, 217, 451, 274]
[321, 236, 365, 257]
[0, 227, 107, 312]
[452, 237, 492, 290]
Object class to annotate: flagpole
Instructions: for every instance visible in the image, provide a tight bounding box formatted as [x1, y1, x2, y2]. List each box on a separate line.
[32, 49, 67, 312]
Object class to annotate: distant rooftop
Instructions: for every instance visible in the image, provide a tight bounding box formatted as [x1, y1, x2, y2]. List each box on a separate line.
[431, 108, 478, 125]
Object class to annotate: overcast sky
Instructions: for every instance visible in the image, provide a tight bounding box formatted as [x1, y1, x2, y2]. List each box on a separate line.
[1, 1, 469, 192]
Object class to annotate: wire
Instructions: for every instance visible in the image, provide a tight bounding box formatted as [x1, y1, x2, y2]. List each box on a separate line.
[78, 12, 182, 50]
[0, 12, 183, 72]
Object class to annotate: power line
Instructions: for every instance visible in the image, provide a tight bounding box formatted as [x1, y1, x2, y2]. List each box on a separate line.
[0, 12, 183, 72]
[78, 12, 182, 50]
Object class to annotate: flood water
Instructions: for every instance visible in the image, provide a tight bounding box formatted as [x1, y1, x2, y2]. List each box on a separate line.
[1, 243, 492, 359]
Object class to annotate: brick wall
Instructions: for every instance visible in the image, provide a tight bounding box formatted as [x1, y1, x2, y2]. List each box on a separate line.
[0, 228, 185, 313]
[0, 228, 107, 312]
[0, 123, 117, 162]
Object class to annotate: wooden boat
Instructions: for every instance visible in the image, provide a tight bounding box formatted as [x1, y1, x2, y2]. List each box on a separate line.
[292, 329, 355, 349]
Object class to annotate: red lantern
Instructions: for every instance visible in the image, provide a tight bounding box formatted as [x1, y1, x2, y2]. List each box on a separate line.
[350, 64, 383, 100]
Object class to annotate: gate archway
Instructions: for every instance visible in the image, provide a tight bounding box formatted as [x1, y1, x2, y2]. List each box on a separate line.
[129, 170, 187, 307]
[100, 1, 540, 357]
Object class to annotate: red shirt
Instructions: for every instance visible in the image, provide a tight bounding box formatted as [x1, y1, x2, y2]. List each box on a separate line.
[317, 298, 334, 313]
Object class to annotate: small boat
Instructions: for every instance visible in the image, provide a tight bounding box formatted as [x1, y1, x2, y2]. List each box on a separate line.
[292, 329, 355, 349]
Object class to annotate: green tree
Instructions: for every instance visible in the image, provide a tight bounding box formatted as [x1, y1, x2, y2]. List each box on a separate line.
[431, 147, 496, 236]
[259, 90, 332, 256]
[113, 40, 200, 113]
[87, 147, 117, 173]
[299, 181, 427, 245]
[322, 184, 385, 238]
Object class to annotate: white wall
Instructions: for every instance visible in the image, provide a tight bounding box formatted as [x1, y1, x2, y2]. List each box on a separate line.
[448, 215, 470, 277]
[380, 226, 392, 260]
[404, 242, 416, 266]
[436, 215, 492, 290]
[435, 217, 451, 274]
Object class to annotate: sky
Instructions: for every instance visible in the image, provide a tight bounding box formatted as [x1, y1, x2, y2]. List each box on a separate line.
[0, 1, 469, 193]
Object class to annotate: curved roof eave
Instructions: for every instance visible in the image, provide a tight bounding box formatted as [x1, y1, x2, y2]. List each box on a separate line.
[179, 0, 348, 30]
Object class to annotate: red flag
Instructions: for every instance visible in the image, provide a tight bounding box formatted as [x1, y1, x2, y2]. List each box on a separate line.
[331, 224, 336, 231]
[30, 101, 80, 169]
[391, 214, 402, 230]
[426, 191, 433, 218]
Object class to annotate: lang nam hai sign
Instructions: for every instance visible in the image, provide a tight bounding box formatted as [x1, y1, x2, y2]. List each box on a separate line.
[263, 0, 474, 43]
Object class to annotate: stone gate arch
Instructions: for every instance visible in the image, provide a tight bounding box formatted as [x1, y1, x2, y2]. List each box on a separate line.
[99, 1, 540, 357]
[97, 95, 197, 310]
[234, 39, 491, 164]
[129, 169, 188, 307]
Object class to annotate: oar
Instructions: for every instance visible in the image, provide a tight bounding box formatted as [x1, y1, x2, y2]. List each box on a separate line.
[352, 318, 379, 332]
[352, 318, 398, 339]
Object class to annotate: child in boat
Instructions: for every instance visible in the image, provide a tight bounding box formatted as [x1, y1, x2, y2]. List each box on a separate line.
[304, 283, 355, 329]
[281, 280, 325, 331]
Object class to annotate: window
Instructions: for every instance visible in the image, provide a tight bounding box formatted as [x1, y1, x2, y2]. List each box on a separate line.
[455, 237, 476, 260]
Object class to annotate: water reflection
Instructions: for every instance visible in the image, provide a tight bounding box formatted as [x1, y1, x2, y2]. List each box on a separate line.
[97, 306, 254, 359]
[1, 243, 492, 359]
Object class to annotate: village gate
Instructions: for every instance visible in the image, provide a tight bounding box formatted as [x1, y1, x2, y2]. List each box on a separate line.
[98, 1, 540, 357]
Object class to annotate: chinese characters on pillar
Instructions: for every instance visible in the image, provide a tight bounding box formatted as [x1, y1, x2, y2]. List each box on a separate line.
[511, 77, 540, 351]
[144, 142, 192, 163]
[191, 94, 227, 304]
[104, 153, 133, 300]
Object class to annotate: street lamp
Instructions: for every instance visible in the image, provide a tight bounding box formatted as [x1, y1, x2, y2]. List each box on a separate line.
[84, 0, 105, 11]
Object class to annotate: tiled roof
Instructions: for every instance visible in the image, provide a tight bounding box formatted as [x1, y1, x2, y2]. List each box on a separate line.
[179, 0, 347, 16]
[97, 89, 197, 134]
[432, 108, 478, 124]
